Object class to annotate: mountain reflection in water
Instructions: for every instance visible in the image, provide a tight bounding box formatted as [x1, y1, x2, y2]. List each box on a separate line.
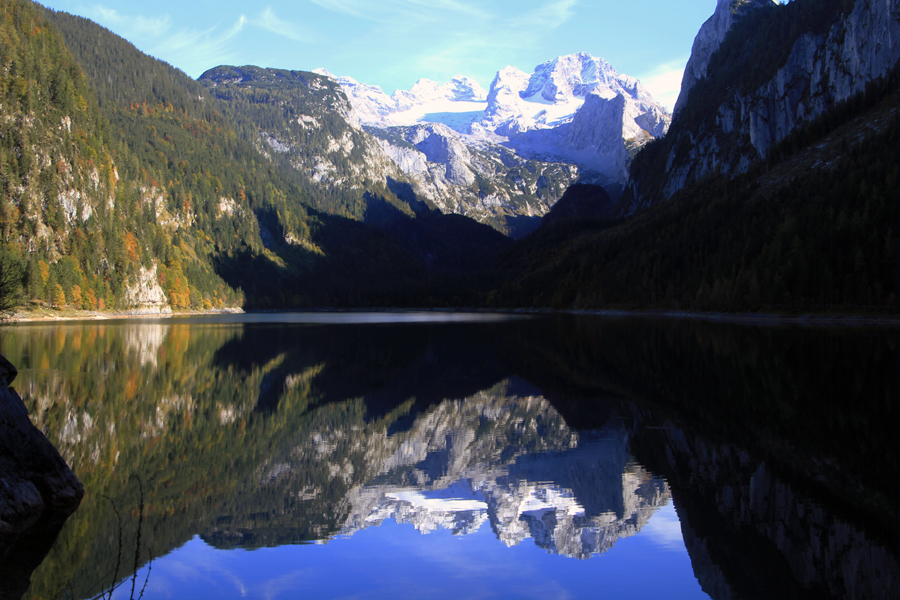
[1, 313, 898, 599]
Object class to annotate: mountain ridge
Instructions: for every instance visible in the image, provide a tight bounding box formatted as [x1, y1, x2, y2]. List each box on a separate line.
[327, 52, 671, 199]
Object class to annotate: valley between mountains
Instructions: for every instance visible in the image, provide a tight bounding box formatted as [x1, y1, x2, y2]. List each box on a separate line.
[1, 0, 898, 315]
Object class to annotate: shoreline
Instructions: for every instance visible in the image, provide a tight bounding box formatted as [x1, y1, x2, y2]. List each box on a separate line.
[566, 308, 900, 327]
[4, 307, 244, 323]
[4, 306, 899, 327]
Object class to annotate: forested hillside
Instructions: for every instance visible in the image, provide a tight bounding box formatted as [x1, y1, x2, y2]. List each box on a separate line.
[198, 65, 416, 220]
[0, 0, 513, 313]
[0, 0, 245, 312]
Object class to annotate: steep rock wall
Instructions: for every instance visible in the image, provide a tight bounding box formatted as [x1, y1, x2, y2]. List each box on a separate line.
[631, 0, 900, 211]
[674, 0, 777, 116]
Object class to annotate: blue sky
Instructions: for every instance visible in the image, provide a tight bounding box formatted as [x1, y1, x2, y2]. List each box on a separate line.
[37, 0, 725, 109]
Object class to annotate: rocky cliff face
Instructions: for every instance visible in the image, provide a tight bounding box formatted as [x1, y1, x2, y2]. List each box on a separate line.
[328, 53, 670, 227]
[123, 264, 172, 315]
[0, 356, 83, 535]
[630, 0, 900, 211]
[674, 0, 776, 116]
[370, 124, 578, 230]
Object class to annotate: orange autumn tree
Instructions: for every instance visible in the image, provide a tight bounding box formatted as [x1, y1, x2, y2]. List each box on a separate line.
[51, 284, 66, 308]
[158, 258, 191, 309]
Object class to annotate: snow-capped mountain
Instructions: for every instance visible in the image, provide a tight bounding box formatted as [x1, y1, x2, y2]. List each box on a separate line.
[318, 69, 490, 132]
[323, 53, 670, 199]
[476, 53, 661, 136]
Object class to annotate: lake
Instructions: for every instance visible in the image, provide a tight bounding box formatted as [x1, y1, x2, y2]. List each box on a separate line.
[1, 312, 898, 599]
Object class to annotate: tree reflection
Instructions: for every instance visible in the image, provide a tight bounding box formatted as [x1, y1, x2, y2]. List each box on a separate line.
[1, 315, 897, 599]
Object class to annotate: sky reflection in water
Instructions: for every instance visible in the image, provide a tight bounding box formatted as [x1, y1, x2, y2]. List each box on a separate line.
[127, 503, 705, 600]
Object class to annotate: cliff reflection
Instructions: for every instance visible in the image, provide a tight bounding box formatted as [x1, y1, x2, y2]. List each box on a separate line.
[200, 381, 671, 560]
[2, 319, 671, 598]
[1, 314, 898, 599]
[339, 415, 669, 559]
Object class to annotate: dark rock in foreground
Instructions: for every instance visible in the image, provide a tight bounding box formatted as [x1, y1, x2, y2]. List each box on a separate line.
[0, 354, 83, 598]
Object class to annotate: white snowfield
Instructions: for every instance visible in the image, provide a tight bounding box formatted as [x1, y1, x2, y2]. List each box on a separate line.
[318, 53, 670, 192]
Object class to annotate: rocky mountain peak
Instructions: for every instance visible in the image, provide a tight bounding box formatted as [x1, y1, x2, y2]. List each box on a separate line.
[446, 75, 488, 102]
[519, 53, 651, 104]
[327, 52, 670, 221]
[674, 0, 777, 114]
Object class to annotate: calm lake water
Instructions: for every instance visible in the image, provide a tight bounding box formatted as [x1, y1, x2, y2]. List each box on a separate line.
[1, 313, 899, 599]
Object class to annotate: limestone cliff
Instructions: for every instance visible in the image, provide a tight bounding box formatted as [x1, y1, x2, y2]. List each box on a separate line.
[629, 0, 900, 211]
[674, 0, 777, 116]
[371, 124, 578, 231]
[123, 264, 172, 315]
[641, 416, 900, 600]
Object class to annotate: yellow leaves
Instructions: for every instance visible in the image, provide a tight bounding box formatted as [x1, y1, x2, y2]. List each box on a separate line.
[160, 260, 191, 309]
[123, 232, 141, 265]
[51, 283, 65, 307]
[69, 284, 82, 307]
[37, 259, 49, 283]
[83, 287, 97, 310]
[124, 371, 139, 401]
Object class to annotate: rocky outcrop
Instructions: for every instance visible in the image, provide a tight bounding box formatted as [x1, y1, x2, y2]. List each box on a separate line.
[630, 0, 900, 210]
[372, 124, 578, 233]
[408, 124, 477, 187]
[0, 355, 83, 534]
[124, 264, 172, 315]
[674, 0, 776, 116]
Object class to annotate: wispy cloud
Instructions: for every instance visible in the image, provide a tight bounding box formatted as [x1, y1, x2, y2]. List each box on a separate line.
[250, 7, 317, 42]
[638, 57, 688, 111]
[508, 0, 578, 30]
[85, 5, 319, 77]
[338, 0, 581, 94]
[87, 5, 172, 38]
[307, 0, 487, 24]
[307, 0, 374, 19]
[401, 0, 490, 19]
[152, 17, 246, 74]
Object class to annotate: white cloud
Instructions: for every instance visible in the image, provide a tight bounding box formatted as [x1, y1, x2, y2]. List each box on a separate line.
[87, 5, 172, 38]
[251, 7, 316, 42]
[638, 57, 688, 111]
[152, 17, 246, 75]
[307, 0, 373, 19]
[508, 0, 578, 30]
